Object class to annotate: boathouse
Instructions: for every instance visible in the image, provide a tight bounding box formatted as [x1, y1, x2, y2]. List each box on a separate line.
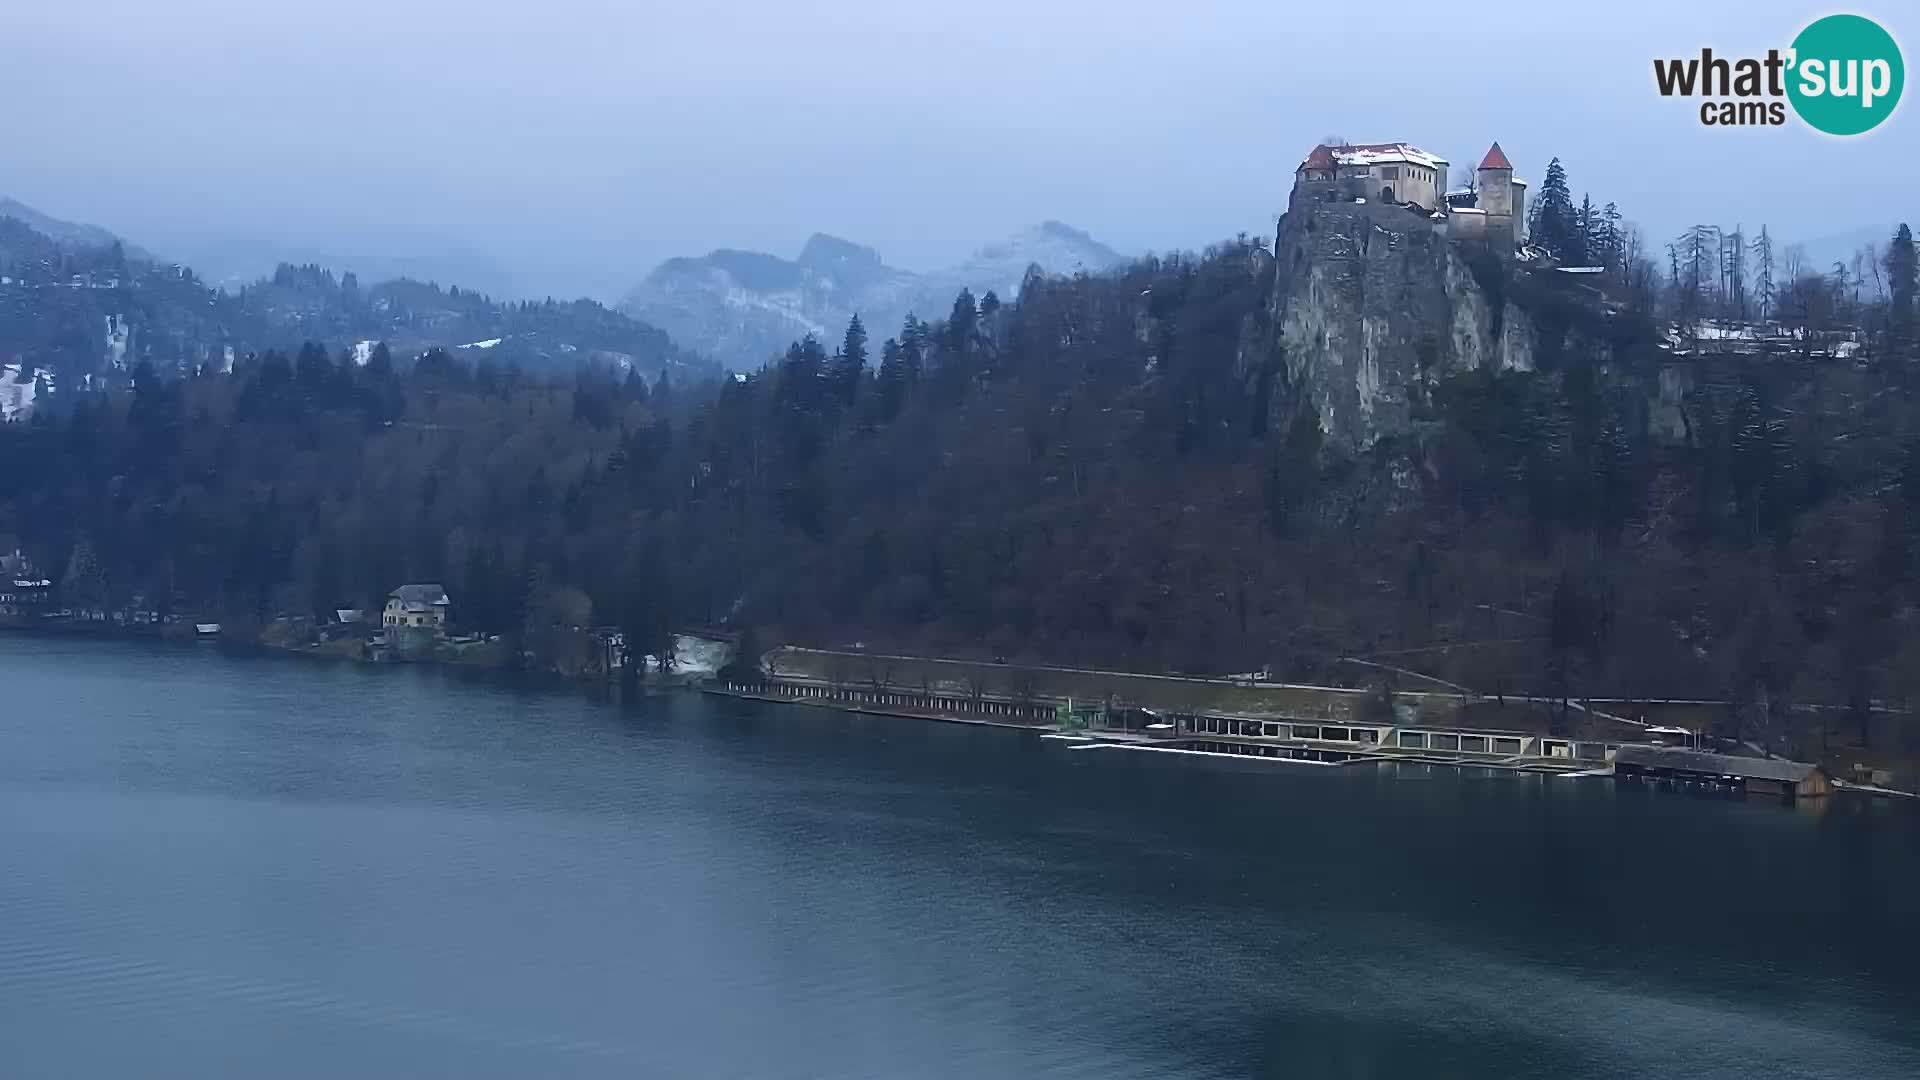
[1612, 746, 1832, 801]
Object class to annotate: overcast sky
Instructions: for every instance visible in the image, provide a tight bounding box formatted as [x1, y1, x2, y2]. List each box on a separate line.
[6, 1, 1913, 300]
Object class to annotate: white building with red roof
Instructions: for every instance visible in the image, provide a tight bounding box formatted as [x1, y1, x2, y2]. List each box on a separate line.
[1295, 142, 1449, 211]
[1296, 139, 1527, 251]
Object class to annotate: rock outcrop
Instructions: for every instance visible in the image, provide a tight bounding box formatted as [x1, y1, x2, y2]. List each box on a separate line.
[1264, 191, 1536, 451]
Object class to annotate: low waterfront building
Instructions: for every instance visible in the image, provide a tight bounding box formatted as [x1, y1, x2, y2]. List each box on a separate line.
[1612, 746, 1831, 801]
[0, 578, 51, 615]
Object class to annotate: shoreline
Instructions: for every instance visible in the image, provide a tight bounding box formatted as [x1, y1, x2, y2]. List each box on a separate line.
[706, 681, 1619, 778]
[7, 621, 1914, 800]
[0, 619, 693, 697]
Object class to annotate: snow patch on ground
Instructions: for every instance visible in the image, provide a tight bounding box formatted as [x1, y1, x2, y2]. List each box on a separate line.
[671, 634, 734, 675]
[351, 340, 376, 366]
[1, 364, 43, 421]
[722, 286, 829, 339]
[104, 315, 131, 369]
[459, 338, 503, 350]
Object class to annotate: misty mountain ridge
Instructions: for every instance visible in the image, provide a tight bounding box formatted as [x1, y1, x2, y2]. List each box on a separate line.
[148, 227, 523, 301]
[621, 221, 1127, 369]
[0, 210, 710, 405]
[0, 197, 160, 264]
[1, 198, 524, 301]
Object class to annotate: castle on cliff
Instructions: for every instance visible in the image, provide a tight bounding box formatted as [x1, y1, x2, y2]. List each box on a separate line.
[1293, 141, 1528, 251]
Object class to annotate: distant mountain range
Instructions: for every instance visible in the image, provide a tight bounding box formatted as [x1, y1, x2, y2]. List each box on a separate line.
[1, 198, 1133, 380]
[0, 199, 524, 299]
[619, 221, 1129, 369]
[0, 199, 709, 408]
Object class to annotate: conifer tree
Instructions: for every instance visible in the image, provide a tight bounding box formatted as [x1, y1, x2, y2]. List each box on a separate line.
[1889, 224, 1918, 363]
[833, 314, 868, 404]
[1597, 201, 1623, 271]
[898, 315, 927, 383]
[1571, 193, 1597, 265]
[947, 289, 978, 355]
[877, 337, 907, 419]
[1531, 158, 1576, 259]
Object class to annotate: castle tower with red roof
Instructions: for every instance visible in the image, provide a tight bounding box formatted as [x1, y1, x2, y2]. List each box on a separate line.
[1473, 142, 1527, 250]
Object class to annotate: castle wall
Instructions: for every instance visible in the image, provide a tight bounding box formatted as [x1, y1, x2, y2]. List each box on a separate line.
[1334, 163, 1442, 211]
[1449, 208, 1488, 241]
[1476, 167, 1512, 218]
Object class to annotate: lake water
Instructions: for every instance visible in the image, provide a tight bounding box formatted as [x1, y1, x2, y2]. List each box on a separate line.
[2, 635, 1916, 1079]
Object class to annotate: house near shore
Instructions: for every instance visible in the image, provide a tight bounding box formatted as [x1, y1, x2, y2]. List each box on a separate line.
[384, 584, 450, 634]
[0, 549, 52, 616]
[0, 575, 52, 615]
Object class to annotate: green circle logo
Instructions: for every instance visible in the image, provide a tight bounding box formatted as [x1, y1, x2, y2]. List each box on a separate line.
[1787, 14, 1904, 135]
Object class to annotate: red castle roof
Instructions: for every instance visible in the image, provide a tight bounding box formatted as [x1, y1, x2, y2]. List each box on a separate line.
[1478, 142, 1512, 170]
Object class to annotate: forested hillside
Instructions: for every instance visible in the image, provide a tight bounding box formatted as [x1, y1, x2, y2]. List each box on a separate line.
[3, 219, 1920, 754]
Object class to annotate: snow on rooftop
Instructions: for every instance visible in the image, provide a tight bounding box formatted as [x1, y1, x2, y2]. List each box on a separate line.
[1691, 322, 1760, 340]
[671, 633, 733, 675]
[458, 338, 503, 350]
[1328, 143, 1448, 170]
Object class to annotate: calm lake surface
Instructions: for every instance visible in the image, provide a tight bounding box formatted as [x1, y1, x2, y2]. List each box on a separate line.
[2, 635, 1916, 1079]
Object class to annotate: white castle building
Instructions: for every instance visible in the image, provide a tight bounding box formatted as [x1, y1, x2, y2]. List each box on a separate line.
[1294, 140, 1527, 250]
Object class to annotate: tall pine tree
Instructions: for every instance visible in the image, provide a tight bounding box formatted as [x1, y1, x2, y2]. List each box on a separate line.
[1529, 158, 1577, 259]
[876, 337, 907, 420]
[947, 289, 978, 356]
[1571, 193, 1597, 265]
[1888, 223, 1917, 364]
[832, 314, 868, 405]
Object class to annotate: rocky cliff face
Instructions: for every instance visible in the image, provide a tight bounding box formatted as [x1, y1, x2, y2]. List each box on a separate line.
[1264, 193, 1536, 451]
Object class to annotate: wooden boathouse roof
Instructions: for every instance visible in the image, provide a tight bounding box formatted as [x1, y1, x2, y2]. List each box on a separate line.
[1612, 746, 1821, 783]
